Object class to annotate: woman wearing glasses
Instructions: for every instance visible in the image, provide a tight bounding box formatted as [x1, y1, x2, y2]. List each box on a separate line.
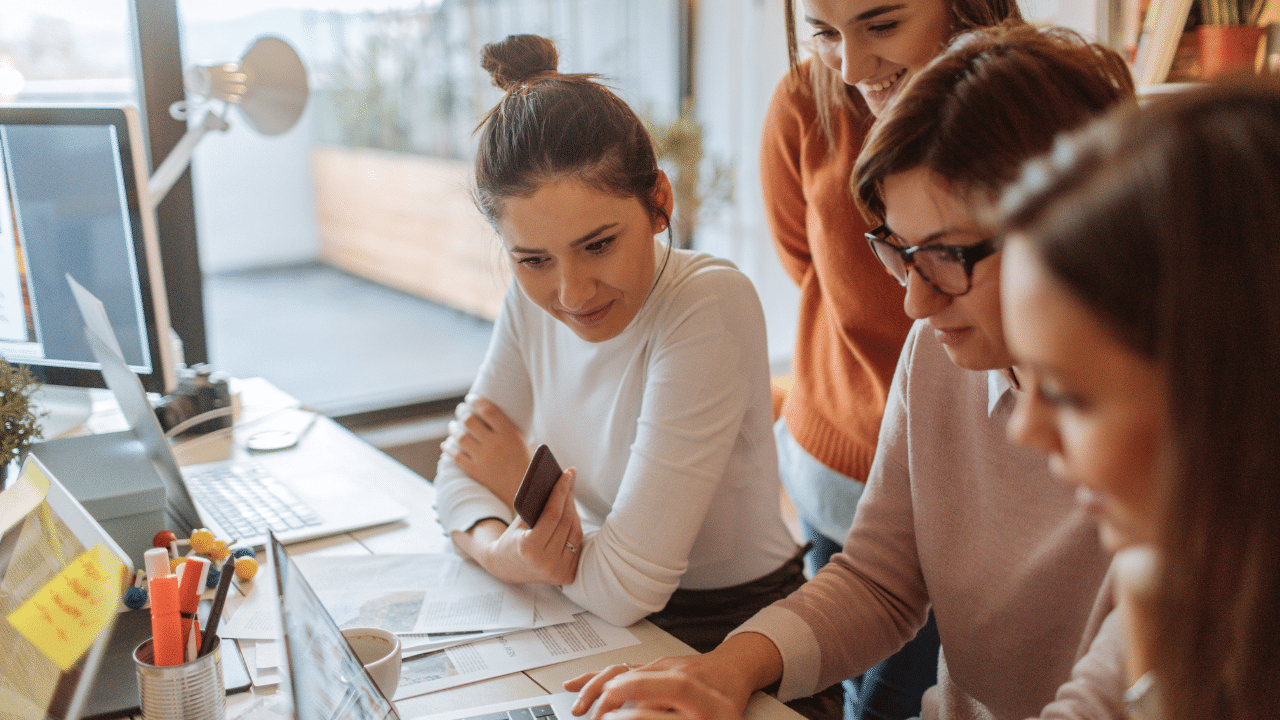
[568, 24, 1134, 720]
[764, 2, 1021, 715]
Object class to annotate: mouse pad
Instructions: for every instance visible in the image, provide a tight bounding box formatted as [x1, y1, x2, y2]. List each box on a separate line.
[83, 601, 252, 719]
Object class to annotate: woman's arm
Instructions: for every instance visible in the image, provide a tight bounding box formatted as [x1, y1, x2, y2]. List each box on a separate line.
[760, 73, 815, 287]
[558, 267, 773, 626]
[450, 469, 584, 586]
[434, 284, 535, 536]
[565, 632, 784, 720]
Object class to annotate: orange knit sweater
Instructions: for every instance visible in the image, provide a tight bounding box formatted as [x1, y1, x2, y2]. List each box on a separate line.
[760, 65, 913, 481]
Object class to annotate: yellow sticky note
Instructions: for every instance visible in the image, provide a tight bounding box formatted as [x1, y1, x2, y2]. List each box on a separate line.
[7, 543, 125, 670]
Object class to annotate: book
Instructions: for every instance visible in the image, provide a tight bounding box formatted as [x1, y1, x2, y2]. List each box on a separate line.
[1132, 0, 1197, 85]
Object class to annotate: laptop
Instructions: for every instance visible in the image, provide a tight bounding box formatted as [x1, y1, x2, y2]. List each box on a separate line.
[0, 455, 132, 720]
[269, 532, 579, 720]
[70, 277, 408, 547]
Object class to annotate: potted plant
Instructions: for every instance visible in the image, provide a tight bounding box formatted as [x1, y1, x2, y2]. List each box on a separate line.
[1197, 0, 1268, 78]
[0, 359, 43, 481]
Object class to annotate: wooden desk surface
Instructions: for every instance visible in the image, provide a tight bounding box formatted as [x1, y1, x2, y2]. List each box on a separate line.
[135, 378, 800, 720]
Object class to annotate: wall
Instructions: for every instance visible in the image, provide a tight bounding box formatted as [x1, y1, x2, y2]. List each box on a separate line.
[182, 9, 321, 273]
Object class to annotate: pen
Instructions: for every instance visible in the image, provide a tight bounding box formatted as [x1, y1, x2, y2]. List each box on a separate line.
[149, 574, 184, 666]
[199, 556, 236, 657]
[177, 557, 207, 654]
[186, 622, 199, 663]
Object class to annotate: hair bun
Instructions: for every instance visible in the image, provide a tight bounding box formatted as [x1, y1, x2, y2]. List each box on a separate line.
[481, 35, 559, 91]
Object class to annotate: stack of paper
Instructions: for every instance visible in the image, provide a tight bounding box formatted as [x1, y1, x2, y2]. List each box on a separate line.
[220, 553, 639, 699]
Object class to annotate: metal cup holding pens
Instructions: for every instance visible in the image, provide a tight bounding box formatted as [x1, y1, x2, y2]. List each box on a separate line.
[133, 636, 226, 720]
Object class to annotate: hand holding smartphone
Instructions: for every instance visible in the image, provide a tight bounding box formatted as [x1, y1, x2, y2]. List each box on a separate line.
[513, 444, 563, 526]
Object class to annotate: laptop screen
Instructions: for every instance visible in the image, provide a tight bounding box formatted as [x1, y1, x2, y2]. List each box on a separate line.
[270, 533, 399, 720]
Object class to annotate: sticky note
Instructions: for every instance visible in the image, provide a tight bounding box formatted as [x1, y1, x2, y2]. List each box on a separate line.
[7, 543, 126, 670]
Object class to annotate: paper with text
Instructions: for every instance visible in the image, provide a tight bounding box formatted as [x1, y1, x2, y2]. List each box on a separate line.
[293, 553, 537, 634]
[393, 612, 639, 700]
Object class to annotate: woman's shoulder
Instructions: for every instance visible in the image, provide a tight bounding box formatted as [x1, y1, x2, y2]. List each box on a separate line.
[766, 61, 869, 153]
[664, 248, 755, 296]
[647, 249, 764, 328]
[768, 61, 821, 120]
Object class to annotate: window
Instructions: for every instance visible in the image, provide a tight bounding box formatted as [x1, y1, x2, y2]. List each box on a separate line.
[175, 0, 682, 416]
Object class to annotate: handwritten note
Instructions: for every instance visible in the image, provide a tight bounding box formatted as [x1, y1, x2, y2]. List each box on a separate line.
[8, 543, 126, 670]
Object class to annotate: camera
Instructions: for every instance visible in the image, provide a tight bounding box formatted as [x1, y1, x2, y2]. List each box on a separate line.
[154, 364, 233, 436]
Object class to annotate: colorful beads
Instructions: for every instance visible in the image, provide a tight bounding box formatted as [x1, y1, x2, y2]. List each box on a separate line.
[234, 556, 258, 581]
[189, 528, 216, 554]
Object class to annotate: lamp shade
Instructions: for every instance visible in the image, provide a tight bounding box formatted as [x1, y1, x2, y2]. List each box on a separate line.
[150, 35, 309, 207]
[183, 36, 308, 136]
[236, 36, 308, 136]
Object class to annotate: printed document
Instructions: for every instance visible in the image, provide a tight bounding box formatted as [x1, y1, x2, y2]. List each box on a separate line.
[293, 553, 537, 634]
[394, 611, 640, 700]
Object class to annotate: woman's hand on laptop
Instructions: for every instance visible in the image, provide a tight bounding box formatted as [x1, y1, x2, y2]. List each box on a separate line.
[564, 653, 755, 720]
[445, 395, 531, 507]
[456, 467, 583, 586]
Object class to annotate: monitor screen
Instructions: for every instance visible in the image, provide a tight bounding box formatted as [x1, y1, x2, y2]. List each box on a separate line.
[0, 106, 174, 395]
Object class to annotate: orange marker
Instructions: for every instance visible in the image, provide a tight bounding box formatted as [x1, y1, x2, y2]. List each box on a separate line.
[149, 575, 184, 666]
[177, 557, 206, 654]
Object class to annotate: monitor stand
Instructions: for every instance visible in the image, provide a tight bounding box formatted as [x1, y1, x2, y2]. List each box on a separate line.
[33, 384, 94, 440]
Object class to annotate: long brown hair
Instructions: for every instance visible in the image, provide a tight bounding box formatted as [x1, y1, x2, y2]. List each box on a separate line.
[782, 0, 1024, 139]
[473, 34, 668, 228]
[852, 23, 1134, 223]
[999, 77, 1280, 720]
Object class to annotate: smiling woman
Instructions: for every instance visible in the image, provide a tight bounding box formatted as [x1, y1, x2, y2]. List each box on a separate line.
[763, 4, 1025, 717]
[432, 34, 801, 660]
[497, 178, 667, 343]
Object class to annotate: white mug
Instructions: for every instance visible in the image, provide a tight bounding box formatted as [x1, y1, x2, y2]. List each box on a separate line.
[341, 627, 402, 698]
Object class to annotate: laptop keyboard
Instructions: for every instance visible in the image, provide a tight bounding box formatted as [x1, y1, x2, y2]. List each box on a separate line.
[460, 704, 559, 720]
[183, 461, 323, 540]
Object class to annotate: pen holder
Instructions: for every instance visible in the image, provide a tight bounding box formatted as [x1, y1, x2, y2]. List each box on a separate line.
[134, 636, 226, 720]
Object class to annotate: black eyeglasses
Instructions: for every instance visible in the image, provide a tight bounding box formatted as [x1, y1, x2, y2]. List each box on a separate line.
[865, 224, 999, 297]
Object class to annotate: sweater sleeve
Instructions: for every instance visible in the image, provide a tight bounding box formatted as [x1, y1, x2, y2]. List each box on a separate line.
[730, 326, 930, 700]
[559, 268, 767, 626]
[432, 283, 534, 534]
[1033, 570, 1127, 720]
[760, 73, 813, 288]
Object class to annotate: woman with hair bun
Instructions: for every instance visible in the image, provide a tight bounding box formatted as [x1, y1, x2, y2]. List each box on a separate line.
[433, 35, 802, 654]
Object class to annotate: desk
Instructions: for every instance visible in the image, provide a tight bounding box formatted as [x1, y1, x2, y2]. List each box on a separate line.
[108, 378, 799, 720]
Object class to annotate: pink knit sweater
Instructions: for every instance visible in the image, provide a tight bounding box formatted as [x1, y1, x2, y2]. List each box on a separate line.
[734, 321, 1128, 720]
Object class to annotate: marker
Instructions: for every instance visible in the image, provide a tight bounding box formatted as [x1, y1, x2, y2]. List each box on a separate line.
[149, 575, 183, 666]
[177, 557, 207, 654]
[199, 556, 236, 657]
[144, 547, 170, 581]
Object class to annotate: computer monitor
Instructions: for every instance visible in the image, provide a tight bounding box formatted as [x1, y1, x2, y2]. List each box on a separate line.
[0, 106, 177, 435]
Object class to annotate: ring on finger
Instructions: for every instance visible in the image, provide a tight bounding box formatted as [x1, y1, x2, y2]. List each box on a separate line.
[565, 541, 577, 553]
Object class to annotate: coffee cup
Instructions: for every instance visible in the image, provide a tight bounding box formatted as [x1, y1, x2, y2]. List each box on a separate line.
[341, 627, 401, 698]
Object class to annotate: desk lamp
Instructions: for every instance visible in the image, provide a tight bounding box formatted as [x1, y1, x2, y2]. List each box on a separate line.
[148, 35, 309, 207]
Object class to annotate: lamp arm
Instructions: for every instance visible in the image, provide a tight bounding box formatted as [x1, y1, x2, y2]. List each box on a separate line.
[147, 110, 231, 209]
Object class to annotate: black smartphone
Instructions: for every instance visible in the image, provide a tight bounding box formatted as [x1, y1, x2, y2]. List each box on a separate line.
[513, 444, 563, 526]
